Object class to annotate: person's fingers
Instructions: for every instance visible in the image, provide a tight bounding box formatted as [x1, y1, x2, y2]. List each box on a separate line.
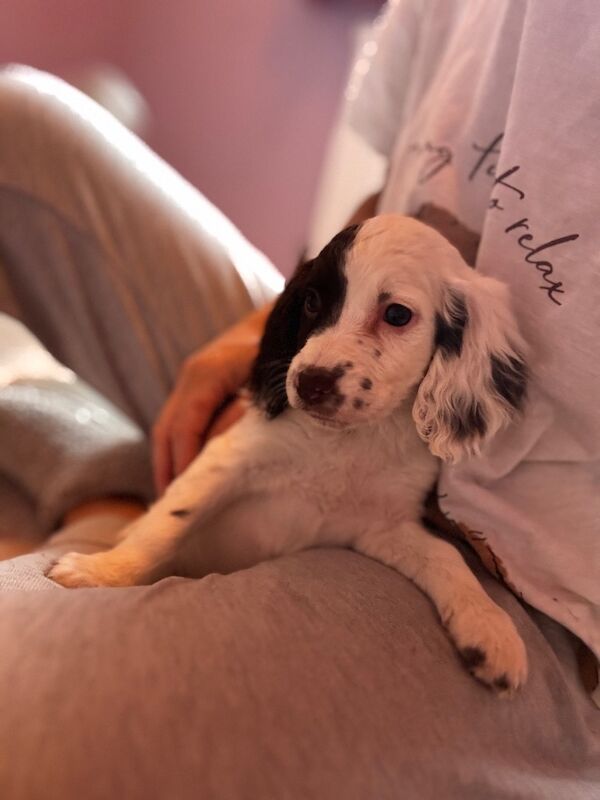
[150, 339, 258, 492]
[205, 397, 248, 442]
[152, 376, 221, 492]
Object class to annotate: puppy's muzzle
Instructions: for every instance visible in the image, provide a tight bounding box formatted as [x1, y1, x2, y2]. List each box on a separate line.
[296, 366, 343, 411]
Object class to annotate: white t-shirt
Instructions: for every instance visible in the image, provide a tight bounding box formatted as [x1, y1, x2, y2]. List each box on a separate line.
[347, 0, 600, 681]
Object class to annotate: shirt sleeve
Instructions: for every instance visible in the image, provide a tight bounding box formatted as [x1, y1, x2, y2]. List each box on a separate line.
[345, 0, 422, 158]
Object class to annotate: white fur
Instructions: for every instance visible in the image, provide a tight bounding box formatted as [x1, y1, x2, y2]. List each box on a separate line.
[49, 215, 528, 693]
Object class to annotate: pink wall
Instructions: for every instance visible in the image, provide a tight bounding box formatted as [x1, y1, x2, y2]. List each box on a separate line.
[0, 0, 124, 72]
[1, 1, 377, 274]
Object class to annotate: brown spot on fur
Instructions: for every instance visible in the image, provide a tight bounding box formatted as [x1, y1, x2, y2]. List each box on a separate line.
[353, 398, 364, 409]
[461, 646, 486, 670]
[361, 378, 372, 390]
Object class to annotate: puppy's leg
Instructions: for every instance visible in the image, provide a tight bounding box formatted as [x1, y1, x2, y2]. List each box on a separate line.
[354, 522, 528, 693]
[48, 430, 257, 588]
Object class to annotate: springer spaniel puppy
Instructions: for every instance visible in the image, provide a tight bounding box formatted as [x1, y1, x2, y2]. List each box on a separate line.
[49, 215, 529, 693]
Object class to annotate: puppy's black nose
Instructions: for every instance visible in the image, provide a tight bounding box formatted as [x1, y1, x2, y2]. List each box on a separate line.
[297, 367, 339, 406]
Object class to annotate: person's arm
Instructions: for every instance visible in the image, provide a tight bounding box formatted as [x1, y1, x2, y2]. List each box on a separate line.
[152, 191, 382, 494]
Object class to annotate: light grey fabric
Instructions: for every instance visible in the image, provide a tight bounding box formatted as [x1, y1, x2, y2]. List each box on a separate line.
[0, 546, 598, 800]
[0, 64, 280, 540]
[0, 371, 153, 532]
[0, 313, 152, 536]
[0, 65, 281, 431]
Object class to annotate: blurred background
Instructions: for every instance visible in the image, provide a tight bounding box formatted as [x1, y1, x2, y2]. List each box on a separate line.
[1, 0, 385, 275]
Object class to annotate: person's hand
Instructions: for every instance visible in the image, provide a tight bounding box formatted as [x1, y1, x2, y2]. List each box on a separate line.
[152, 303, 272, 495]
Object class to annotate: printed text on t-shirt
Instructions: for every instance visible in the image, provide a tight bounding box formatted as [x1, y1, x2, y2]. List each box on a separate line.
[407, 132, 578, 306]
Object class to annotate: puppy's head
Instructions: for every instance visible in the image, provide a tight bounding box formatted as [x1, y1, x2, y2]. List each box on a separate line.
[250, 214, 528, 462]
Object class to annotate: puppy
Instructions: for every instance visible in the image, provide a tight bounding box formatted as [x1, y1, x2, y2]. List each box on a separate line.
[49, 214, 529, 693]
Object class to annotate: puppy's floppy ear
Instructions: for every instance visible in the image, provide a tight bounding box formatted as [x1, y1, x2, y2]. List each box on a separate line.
[249, 259, 312, 417]
[413, 272, 528, 463]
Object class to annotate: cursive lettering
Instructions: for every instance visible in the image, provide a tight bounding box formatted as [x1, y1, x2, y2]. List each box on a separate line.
[469, 133, 503, 181]
[504, 218, 577, 305]
[494, 166, 525, 200]
[405, 132, 579, 306]
[407, 141, 453, 184]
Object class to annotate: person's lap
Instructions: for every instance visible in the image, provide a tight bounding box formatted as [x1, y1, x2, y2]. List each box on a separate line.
[0, 540, 597, 800]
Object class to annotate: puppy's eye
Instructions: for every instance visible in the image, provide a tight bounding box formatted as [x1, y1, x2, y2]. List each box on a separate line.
[383, 303, 413, 327]
[304, 288, 321, 316]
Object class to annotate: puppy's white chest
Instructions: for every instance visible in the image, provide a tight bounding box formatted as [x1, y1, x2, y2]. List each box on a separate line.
[261, 413, 438, 541]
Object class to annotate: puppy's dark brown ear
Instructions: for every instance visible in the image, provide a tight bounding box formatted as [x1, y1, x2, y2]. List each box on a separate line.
[249, 259, 312, 417]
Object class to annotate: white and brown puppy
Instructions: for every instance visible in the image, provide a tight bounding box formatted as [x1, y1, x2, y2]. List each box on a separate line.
[49, 215, 529, 693]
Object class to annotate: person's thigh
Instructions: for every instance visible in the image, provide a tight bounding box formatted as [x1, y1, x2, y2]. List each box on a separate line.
[0, 547, 596, 800]
[0, 66, 282, 428]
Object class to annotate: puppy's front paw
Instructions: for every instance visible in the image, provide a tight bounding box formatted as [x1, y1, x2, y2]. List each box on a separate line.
[47, 552, 106, 588]
[448, 598, 528, 695]
[47, 551, 140, 588]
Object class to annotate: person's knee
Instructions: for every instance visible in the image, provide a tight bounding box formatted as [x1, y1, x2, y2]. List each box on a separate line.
[0, 66, 75, 139]
[0, 65, 111, 212]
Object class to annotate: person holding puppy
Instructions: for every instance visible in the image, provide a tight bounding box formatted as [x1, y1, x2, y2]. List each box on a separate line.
[155, 0, 600, 712]
[0, 1, 597, 798]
